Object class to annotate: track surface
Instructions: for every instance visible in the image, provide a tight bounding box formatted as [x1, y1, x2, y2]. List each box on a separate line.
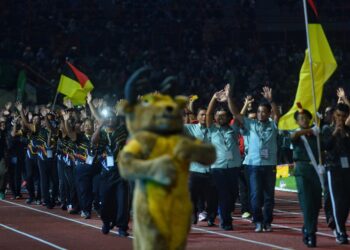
[0, 191, 349, 249]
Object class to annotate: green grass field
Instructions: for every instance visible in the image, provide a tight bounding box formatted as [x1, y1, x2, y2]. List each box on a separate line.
[275, 176, 297, 191]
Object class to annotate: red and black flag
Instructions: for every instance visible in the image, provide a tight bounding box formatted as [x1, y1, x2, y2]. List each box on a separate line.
[57, 62, 94, 105]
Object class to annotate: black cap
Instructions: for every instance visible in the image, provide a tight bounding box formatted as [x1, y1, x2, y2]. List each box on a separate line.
[294, 109, 312, 120]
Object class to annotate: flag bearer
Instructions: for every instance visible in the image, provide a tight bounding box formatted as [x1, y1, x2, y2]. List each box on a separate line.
[290, 105, 322, 248]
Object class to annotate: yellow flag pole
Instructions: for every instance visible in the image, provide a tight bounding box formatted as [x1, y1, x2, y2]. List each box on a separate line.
[302, 0, 324, 187]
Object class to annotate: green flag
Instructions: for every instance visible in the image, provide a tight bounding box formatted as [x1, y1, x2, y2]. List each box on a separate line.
[17, 70, 26, 101]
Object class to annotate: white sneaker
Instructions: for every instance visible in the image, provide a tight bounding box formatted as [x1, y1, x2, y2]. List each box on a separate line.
[242, 212, 251, 219]
[255, 223, 263, 232]
[80, 211, 91, 219]
[263, 223, 272, 232]
[198, 211, 208, 221]
[67, 205, 73, 213]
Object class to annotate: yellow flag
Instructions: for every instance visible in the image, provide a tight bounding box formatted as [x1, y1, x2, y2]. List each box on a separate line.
[64, 89, 89, 106]
[57, 75, 81, 97]
[57, 62, 94, 105]
[278, 23, 337, 130]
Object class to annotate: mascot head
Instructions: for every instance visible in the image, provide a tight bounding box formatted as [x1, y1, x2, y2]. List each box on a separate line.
[119, 67, 188, 135]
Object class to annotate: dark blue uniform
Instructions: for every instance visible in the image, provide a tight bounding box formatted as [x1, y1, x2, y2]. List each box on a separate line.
[98, 125, 130, 236]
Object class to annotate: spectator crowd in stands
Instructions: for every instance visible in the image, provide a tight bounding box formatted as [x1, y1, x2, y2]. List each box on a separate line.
[1, 0, 349, 110]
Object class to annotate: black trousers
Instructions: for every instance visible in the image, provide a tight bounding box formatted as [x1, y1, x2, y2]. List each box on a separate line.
[8, 156, 23, 197]
[0, 158, 7, 193]
[211, 168, 240, 227]
[57, 157, 68, 205]
[295, 162, 322, 234]
[323, 174, 335, 229]
[327, 167, 350, 234]
[25, 154, 41, 200]
[38, 157, 58, 205]
[75, 162, 97, 213]
[63, 160, 79, 209]
[189, 171, 218, 223]
[93, 174, 101, 210]
[99, 168, 130, 230]
[238, 165, 250, 213]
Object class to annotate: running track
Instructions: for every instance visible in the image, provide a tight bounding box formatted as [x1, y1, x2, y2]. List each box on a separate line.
[0, 191, 349, 249]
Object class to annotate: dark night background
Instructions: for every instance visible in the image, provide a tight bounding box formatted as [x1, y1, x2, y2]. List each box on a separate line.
[0, 0, 349, 111]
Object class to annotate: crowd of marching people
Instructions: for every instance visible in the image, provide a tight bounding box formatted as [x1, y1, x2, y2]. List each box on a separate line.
[0, 83, 349, 247]
[1, 1, 350, 249]
[0, 93, 130, 236]
[184, 85, 350, 247]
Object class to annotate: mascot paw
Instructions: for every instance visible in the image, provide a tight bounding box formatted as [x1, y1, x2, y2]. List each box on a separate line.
[173, 139, 193, 161]
[152, 155, 177, 186]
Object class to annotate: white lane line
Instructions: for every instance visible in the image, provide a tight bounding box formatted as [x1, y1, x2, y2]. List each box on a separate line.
[0, 200, 133, 239]
[238, 201, 328, 220]
[275, 198, 299, 204]
[232, 216, 350, 240]
[274, 196, 349, 224]
[6, 200, 347, 247]
[274, 208, 350, 224]
[275, 188, 298, 193]
[273, 209, 327, 220]
[274, 209, 303, 216]
[192, 227, 293, 250]
[0, 223, 67, 250]
[1, 200, 295, 249]
[237, 202, 324, 220]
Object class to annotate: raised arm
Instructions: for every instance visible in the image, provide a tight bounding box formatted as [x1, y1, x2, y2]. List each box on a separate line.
[10, 116, 20, 137]
[91, 121, 103, 146]
[59, 114, 68, 138]
[5, 102, 12, 114]
[206, 91, 221, 127]
[183, 95, 196, 124]
[337, 87, 350, 107]
[225, 84, 243, 124]
[240, 95, 254, 115]
[15, 102, 36, 132]
[62, 111, 77, 141]
[44, 115, 53, 132]
[87, 92, 103, 123]
[261, 86, 280, 122]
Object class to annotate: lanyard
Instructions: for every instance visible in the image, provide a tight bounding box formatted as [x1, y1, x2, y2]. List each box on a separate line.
[255, 121, 273, 146]
[84, 134, 93, 152]
[105, 130, 119, 154]
[106, 132, 112, 147]
[85, 134, 91, 141]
